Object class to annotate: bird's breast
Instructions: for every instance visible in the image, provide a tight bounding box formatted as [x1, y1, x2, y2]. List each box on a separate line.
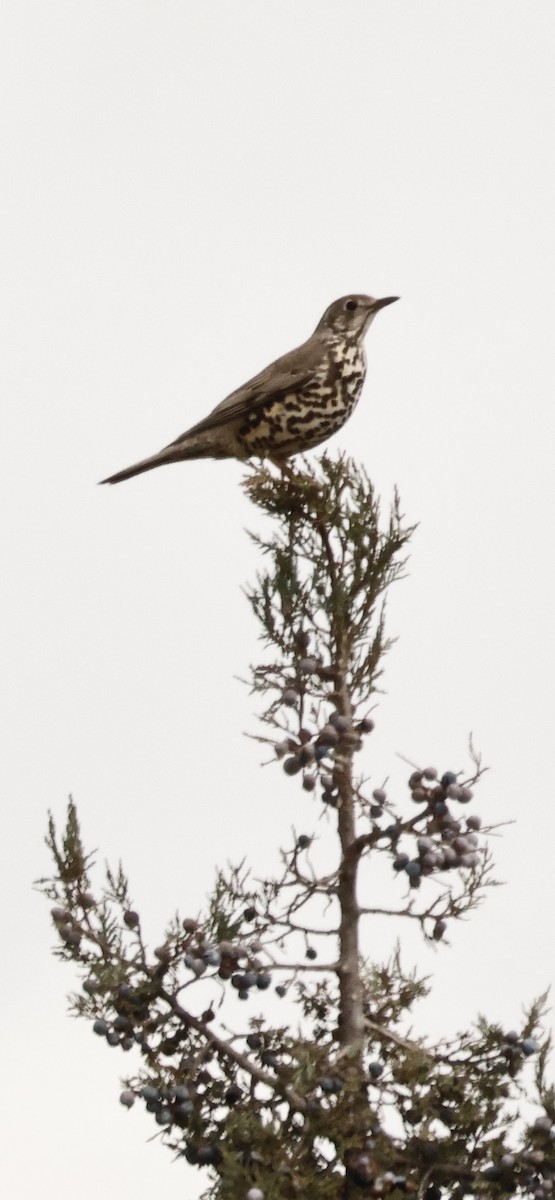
[312, 339, 367, 407]
[236, 341, 367, 459]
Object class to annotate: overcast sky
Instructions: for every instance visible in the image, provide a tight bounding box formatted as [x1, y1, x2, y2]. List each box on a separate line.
[2, 3, 555, 1196]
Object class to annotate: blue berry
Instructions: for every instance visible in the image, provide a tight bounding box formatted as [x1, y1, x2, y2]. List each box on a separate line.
[393, 854, 409, 872]
[113, 1015, 131, 1032]
[521, 1037, 539, 1056]
[441, 771, 458, 787]
[83, 978, 100, 995]
[299, 744, 317, 763]
[196, 1146, 221, 1165]
[457, 787, 473, 804]
[317, 724, 339, 747]
[329, 712, 350, 732]
[299, 657, 318, 674]
[500, 1042, 520, 1059]
[242, 972, 258, 989]
[284, 756, 302, 775]
[368, 1060, 384, 1078]
[319, 1076, 343, 1094]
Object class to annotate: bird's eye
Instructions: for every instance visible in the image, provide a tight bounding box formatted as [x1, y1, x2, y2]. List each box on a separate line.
[345, 299, 358, 311]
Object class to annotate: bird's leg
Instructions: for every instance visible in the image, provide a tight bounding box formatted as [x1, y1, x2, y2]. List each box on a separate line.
[269, 455, 296, 481]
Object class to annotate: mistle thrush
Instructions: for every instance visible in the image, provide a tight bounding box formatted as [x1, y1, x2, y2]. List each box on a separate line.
[100, 293, 398, 485]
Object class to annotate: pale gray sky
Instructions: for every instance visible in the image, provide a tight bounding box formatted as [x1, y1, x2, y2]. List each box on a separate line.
[2, 3, 555, 1196]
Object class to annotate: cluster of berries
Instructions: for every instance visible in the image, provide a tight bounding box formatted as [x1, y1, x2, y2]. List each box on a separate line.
[384, 768, 483, 902]
[345, 1129, 421, 1194]
[483, 1109, 554, 1195]
[119, 1082, 194, 1128]
[155, 916, 274, 1002]
[51, 902, 94, 952]
[499, 1028, 540, 1061]
[276, 701, 374, 800]
[175, 923, 273, 1000]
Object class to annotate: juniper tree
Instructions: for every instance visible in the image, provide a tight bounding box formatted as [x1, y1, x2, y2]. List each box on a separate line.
[39, 454, 553, 1200]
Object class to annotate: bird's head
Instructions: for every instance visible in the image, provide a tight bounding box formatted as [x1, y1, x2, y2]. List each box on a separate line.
[316, 294, 399, 338]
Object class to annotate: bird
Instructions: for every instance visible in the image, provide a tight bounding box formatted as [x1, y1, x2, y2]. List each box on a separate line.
[100, 293, 398, 485]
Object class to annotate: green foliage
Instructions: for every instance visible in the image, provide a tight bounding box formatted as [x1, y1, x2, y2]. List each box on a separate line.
[244, 454, 414, 723]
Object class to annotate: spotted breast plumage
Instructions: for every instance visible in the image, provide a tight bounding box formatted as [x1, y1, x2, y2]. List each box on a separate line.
[100, 293, 398, 485]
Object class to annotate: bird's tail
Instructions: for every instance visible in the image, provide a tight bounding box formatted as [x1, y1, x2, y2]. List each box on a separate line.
[99, 446, 192, 485]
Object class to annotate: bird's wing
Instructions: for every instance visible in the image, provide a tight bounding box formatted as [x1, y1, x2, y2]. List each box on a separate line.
[167, 337, 322, 447]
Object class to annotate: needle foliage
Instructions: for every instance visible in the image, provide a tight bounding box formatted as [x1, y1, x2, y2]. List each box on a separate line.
[39, 454, 553, 1200]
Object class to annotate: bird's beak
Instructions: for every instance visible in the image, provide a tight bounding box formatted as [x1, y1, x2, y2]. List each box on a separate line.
[369, 296, 400, 312]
